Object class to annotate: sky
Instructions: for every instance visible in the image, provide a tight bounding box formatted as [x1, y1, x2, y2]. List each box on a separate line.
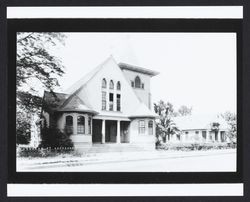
[49, 32, 236, 116]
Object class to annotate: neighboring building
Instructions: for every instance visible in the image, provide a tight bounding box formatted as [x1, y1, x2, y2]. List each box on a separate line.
[41, 56, 159, 150]
[171, 115, 230, 143]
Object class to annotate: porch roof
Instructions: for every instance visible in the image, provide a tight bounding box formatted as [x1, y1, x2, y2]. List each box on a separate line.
[43, 91, 69, 111]
[58, 95, 98, 114]
[43, 91, 98, 114]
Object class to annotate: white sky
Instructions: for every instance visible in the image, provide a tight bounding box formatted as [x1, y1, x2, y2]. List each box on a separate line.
[51, 32, 236, 116]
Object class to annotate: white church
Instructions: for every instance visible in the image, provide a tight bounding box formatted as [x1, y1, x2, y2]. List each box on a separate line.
[40, 56, 159, 150]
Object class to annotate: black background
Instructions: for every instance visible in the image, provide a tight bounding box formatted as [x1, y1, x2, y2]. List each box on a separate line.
[1, 0, 250, 201]
[7, 18, 243, 184]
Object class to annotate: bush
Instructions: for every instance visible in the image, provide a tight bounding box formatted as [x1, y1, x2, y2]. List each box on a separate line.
[16, 115, 31, 145]
[39, 126, 73, 148]
[156, 142, 234, 151]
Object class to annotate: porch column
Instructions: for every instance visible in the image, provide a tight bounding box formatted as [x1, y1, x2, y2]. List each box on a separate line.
[73, 114, 77, 135]
[206, 130, 210, 142]
[85, 115, 89, 135]
[218, 131, 221, 142]
[101, 119, 106, 144]
[117, 120, 121, 144]
[90, 117, 93, 135]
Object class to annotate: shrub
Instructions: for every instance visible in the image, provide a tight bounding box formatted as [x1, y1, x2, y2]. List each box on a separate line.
[39, 126, 73, 149]
[156, 142, 233, 151]
[16, 112, 31, 145]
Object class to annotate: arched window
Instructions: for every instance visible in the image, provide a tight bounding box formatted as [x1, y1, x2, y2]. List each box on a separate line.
[148, 120, 153, 135]
[109, 80, 114, 90]
[65, 115, 73, 134]
[117, 81, 121, 90]
[139, 120, 145, 134]
[135, 76, 141, 88]
[77, 116, 85, 134]
[102, 78, 107, 88]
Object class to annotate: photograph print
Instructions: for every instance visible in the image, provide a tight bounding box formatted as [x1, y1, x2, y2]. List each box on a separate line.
[15, 31, 237, 173]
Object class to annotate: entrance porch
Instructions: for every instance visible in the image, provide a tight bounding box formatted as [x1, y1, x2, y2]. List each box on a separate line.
[92, 119, 130, 144]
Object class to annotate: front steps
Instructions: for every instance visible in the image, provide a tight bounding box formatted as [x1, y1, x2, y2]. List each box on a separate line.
[75, 143, 156, 153]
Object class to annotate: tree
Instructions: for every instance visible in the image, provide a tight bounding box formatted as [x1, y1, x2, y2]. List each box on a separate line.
[177, 105, 192, 116]
[221, 111, 237, 143]
[16, 110, 31, 144]
[16, 32, 66, 144]
[154, 100, 179, 143]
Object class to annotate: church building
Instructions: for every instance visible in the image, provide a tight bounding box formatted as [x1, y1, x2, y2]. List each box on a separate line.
[41, 56, 159, 150]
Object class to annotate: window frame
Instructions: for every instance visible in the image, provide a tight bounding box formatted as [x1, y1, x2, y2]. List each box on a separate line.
[131, 81, 135, 87]
[117, 81, 121, 90]
[109, 80, 114, 90]
[202, 131, 207, 139]
[102, 78, 107, 89]
[116, 94, 121, 111]
[109, 92, 114, 111]
[148, 120, 153, 135]
[77, 115, 85, 134]
[138, 120, 145, 134]
[135, 76, 141, 88]
[65, 115, 73, 134]
[101, 91, 106, 110]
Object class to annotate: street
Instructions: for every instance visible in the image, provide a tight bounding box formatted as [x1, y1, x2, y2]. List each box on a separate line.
[18, 149, 236, 172]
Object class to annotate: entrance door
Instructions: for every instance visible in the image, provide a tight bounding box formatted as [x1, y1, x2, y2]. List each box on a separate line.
[105, 120, 117, 143]
[121, 121, 130, 143]
[110, 124, 117, 142]
[215, 132, 218, 141]
[92, 119, 102, 143]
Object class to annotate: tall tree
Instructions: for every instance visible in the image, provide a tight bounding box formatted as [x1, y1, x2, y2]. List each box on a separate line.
[154, 100, 179, 143]
[16, 32, 66, 144]
[177, 105, 192, 116]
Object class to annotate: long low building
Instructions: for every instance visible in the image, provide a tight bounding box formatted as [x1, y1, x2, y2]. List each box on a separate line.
[170, 115, 230, 144]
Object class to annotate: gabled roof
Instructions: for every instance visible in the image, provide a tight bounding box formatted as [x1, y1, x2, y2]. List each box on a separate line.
[65, 56, 112, 94]
[173, 115, 229, 131]
[129, 103, 159, 118]
[118, 62, 159, 77]
[43, 91, 69, 111]
[43, 91, 97, 114]
[58, 95, 97, 114]
[43, 56, 158, 118]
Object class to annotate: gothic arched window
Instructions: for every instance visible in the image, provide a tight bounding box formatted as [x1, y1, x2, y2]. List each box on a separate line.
[65, 115, 73, 134]
[109, 80, 114, 90]
[77, 116, 85, 134]
[148, 120, 153, 135]
[135, 76, 141, 88]
[102, 78, 107, 88]
[117, 81, 121, 90]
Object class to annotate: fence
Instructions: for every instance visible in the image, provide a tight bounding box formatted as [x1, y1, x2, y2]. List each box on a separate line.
[18, 146, 75, 151]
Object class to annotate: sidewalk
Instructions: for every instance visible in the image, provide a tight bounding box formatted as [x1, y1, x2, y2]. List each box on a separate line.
[17, 149, 236, 171]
